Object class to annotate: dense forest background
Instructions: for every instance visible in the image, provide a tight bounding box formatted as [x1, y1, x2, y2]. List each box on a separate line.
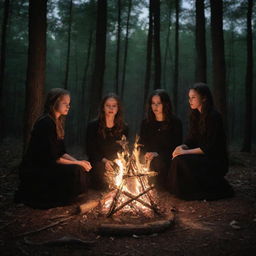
[0, 0, 255, 153]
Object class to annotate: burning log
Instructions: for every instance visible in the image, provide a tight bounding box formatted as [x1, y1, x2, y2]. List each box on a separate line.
[122, 190, 156, 211]
[99, 214, 175, 236]
[99, 135, 164, 220]
[106, 183, 124, 217]
[79, 200, 100, 214]
[110, 186, 154, 215]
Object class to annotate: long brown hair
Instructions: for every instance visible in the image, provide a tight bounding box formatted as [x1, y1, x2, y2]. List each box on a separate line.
[44, 88, 70, 139]
[189, 83, 214, 135]
[146, 89, 174, 123]
[98, 93, 125, 138]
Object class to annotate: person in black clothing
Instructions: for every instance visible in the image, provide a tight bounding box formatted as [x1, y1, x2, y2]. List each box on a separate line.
[168, 83, 234, 200]
[86, 93, 128, 190]
[15, 88, 92, 208]
[139, 89, 182, 189]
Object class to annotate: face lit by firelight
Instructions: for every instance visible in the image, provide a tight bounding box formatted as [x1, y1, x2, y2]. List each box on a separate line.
[151, 95, 163, 117]
[188, 89, 203, 112]
[104, 97, 118, 118]
[55, 94, 71, 117]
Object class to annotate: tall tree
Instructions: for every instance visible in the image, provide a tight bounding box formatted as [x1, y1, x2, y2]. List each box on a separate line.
[24, 0, 47, 150]
[121, 0, 132, 99]
[89, 0, 107, 119]
[152, 0, 161, 89]
[173, 0, 180, 112]
[210, 0, 227, 123]
[195, 0, 207, 83]
[144, 0, 153, 101]
[0, 0, 10, 141]
[64, 0, 73, 89]
[115, 0, 121, 94]
[241, 0, 253, 152]
[163, 2, 172, 90]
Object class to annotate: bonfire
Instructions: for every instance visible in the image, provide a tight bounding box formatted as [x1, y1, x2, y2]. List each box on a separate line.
[79, 135, 175, 235]
[100, 135, 160, 218]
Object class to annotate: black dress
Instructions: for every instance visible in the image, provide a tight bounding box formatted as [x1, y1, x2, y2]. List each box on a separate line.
[139, 116, 183, 188]
[15, 115, 88, 208]
[86, 119, 128, 190]
[168, 109, 234, 200]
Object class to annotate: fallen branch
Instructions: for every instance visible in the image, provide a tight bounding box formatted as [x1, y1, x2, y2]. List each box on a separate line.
[0, 220, 16, 230]
[14, 216, 73, 238]
[24, 235, 95, 246]
[99, 215, 174, 236]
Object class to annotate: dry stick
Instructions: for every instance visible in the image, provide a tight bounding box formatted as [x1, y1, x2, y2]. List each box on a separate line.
[0, 220, 16, 230]
[122, 190, 155, 211]
[14, 216, 73, 238]
[130, 158, 160, 215]
[123, 172, 157, 179]
[137, 175, 161, 216]
[107, 182, 124, 217]
[111, 186, 154, 215]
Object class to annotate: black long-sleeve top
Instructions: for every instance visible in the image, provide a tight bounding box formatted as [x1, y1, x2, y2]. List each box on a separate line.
[139, 115, 183, 160]
[184, 109, 228, 165]
[86, 119, 128, 164]
[21, 115, 66, 168]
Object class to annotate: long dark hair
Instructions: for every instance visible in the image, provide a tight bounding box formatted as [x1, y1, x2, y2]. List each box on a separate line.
[44, 88, 70, 139]
[189, 83, 214, 135]
[98, 93, 125, 138]
[146, 89, 173, 123]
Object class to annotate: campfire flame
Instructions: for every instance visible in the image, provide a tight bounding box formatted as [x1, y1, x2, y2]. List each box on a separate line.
[102, 135, 159, 217]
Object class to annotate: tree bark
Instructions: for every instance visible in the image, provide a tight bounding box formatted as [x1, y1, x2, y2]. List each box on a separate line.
[115, 0, 121, 94]
[24, 0, 47, 151]
[144, 0, 153, 102]
[210, 0, 227, 124]
[173, 0, 180, 113]
[195, 0, 207, 83]
[241, 0, 253, 152]
[121, 0, 132, 99]
[163, 3, 172, 90]
[152, 0, 161, 89]
[64, 0, 73, 89]
[89, 0, 107, 119]
[0, 0, 10, 141]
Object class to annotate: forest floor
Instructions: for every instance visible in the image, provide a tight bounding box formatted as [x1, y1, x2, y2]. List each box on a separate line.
[0, 139, 256, 256]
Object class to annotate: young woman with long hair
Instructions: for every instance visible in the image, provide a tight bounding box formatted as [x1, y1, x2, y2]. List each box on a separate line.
[86, 93, 128, 190]
[139, 89, 182, 189]
[15, 88, 91, 208]
[168, 83, 233, 200]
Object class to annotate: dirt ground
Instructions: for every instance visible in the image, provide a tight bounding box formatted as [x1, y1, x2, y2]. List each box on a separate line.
[1, 139, 256, 256]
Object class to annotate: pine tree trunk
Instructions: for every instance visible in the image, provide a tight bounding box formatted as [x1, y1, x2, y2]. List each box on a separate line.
[144, 0, 153, 102]
[210, 0, 227, 124]
[241, 0, 253, 152]
[173, 0, 179, 113]
[163, 3, 172, 90]
[64, 0, 73, 89]
[121, 0, 132, 99]
[195, 0, 207, 83]
[153, 0, 161, 89]
[24, 0, 47, 151]
[89, 0, 107, 119]
[0, 0, 10, 141]
[115, 0, 121, 94]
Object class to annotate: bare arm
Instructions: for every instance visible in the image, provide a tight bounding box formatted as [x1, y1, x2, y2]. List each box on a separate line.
[56, 154, 92, 172]
[172, 145, 204, 159]
[62, 153, 77, 161]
